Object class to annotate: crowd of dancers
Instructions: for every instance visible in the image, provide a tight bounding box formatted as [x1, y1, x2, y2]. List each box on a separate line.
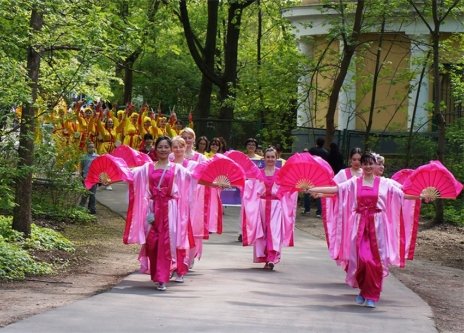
[82, 121, 437, 310]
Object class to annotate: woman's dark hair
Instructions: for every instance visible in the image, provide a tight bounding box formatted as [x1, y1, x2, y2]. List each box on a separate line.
[144, 133, 154, 141]
[218, 136, 227, 153]
[196, 136, 209, 149]
[349, 147, 362, 158]
[209, 137, 221, 151]
[155, 136, 172, 148]
[360, 152, 376, 164]
[245, 137, 258, 146]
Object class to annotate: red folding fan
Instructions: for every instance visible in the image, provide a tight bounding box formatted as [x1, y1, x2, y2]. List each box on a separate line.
[276, 153, 335, 194]
[402, 160, 463, 199]
[192, 154, 245, 189]
[224, 150, 261, 179]
[111, 144, 151, 168]
[391, 168, 415, 185]
[84, 154, 133, 189]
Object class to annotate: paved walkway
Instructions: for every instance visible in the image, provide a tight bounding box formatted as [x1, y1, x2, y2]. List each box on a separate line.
[1, 183, 437, 333]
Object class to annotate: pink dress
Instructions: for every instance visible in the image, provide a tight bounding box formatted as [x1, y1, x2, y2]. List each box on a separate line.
[243, 169, 297, 265]
[328, 176, 414, 301]
[123, 163, 191, 283]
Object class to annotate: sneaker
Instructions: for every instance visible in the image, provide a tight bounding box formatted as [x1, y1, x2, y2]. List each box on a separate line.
[355, 295, 365, 305]
[316, 214, 321, 218]
[174, 275, 184, 283]
[238, 234, 242, 242]
[156, 283, 167, 291]
[301, 210, 310, 215]
[365, 299, 376, 308]
[105, 185, 113, 191]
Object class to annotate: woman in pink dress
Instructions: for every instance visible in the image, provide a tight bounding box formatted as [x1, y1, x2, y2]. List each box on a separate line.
[123, 136, 191, 291]
[244, 147, 297, 270]
[307, 152, 430, 308]
[322, 147, 362, 263]
[333, 147, 363, 183]
[171, 136, 207, 272]
[180, 127, 207, 163]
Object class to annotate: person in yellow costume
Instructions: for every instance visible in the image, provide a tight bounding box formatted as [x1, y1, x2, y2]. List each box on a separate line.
[95, 108, 119, 154]
[115, 109, 126, 143]
[51, 99, 77, 147]
[138, 104, 158, 141]
[74, 101, 97, 150]
[121, 104, 141, 149]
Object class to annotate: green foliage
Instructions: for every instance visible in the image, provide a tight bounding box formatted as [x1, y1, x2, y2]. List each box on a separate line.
[0, 237, 53, 280]
[0, 216, 75, 280]
[26, 224, 75, 252]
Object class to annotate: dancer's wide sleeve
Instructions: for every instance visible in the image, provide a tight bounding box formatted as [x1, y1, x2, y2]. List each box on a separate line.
[123, 164, 151, 244]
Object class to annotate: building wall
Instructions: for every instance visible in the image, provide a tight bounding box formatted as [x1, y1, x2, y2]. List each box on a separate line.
[355, 33, 411, 131]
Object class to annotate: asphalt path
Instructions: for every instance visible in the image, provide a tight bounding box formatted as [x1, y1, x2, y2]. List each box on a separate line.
[1, 183, 437, 333]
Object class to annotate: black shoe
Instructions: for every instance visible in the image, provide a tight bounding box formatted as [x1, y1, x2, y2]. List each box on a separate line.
[238, 234, 242, 242]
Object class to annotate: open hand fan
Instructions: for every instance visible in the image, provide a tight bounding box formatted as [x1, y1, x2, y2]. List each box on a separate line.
[84, 154, 133, 189]
[111, 144, 150, 167]
[402, 160, 463, 199]
[192, 154, 245, 189]
[276, 153, 335, 194]
[391, 168, 415, 185]
[224, 150, 261, 179]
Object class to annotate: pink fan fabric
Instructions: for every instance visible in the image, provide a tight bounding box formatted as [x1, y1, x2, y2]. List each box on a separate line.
[111, 144, 152, 168]
[224, 150, 261, 179]
[402, 160, 463, 199]
[84, 154, 133, 189]
[192, 154, 246, 189]
[276, 152, 335, 194]
[391, 169, 415, 185]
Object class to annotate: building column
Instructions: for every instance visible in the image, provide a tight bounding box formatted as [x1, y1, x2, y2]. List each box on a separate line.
[296, 38, 313, 127]
[338, 39, 357, 130]
[408, 35, 430, 132]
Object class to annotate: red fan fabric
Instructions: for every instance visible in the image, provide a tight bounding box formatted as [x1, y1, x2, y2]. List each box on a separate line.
[276, 152, 335, 194]
[111, 144, 151, 168]
[391, 168, 415, 185]
[84, 154, 133, 189]
[224, 150, 261, 179]
[402, 160, 463, 199]
[192, 154, 245, 189]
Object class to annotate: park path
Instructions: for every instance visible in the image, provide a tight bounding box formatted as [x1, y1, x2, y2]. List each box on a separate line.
[1, 183, 437, 333]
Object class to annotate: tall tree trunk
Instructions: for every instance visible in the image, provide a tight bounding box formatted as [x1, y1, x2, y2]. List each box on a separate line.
[325, 0, 364, 147]
[217, 1, 254, 140]
[194, 0, 219, 136]
[12, 7, 43, 236]
[364, 16, 386, 150]
[179, 0, 255, 142]
[123, 49, 142, 105]
[431, 1, 445, 225]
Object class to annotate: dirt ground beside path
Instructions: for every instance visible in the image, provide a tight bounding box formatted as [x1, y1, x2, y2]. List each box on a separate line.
[1, 205, 463, 333]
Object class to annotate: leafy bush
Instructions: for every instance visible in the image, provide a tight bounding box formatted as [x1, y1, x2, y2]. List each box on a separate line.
[0, 237, 53, 280]
[0, 215, 75, 281]
[25, 224, 75, 252]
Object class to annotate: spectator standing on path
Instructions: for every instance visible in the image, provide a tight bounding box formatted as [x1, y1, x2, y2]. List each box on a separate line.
[304, 137, 329, 217]
[327, 142, 345, 174]
[79, 142, 99, 214]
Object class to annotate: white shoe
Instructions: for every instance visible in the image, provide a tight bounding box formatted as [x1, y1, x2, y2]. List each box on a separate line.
[175, 275, 184, 283]
[105, 185, 113, 191]
[156, 283, 167, 291]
